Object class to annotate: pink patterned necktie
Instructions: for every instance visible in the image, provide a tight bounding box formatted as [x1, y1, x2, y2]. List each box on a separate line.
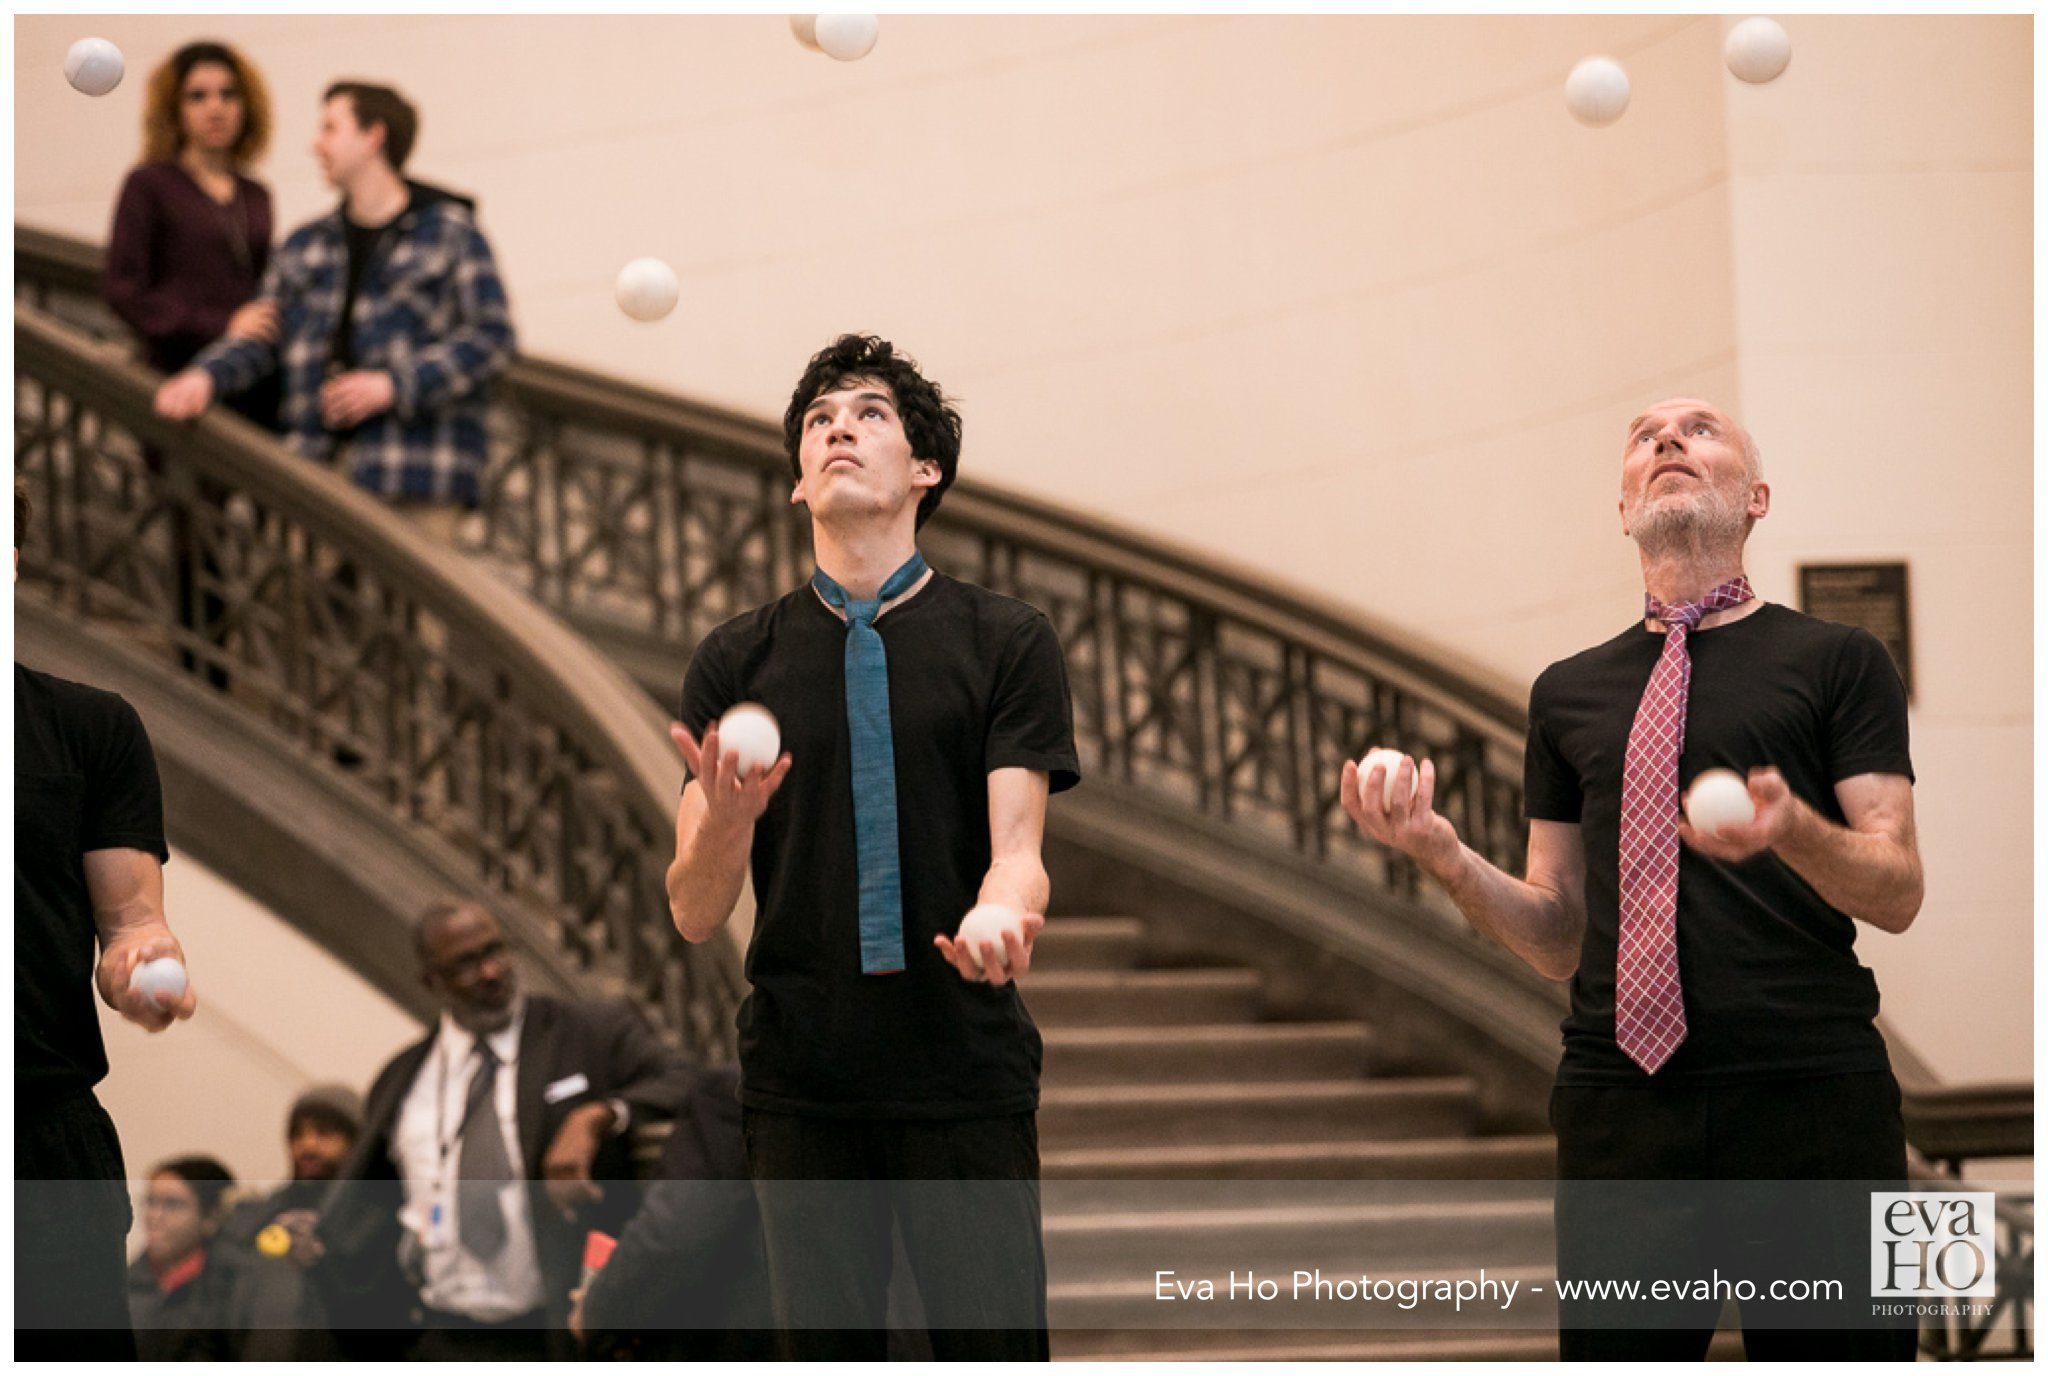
[1615, 575, 1755, 1074]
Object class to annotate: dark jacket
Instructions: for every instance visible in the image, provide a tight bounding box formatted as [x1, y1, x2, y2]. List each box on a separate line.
[214, 1181, 344, 1361]
[313, 994, 691, 1357]
[127, 1248, 236, 1362]
[579, 1066, 777, 1360]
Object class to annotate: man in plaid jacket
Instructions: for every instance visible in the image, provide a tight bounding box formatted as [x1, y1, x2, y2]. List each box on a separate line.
[156, 82, 514, 517]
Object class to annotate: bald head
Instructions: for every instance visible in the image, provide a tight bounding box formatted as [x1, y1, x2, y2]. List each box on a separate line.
[1625, 398, 1762, 482]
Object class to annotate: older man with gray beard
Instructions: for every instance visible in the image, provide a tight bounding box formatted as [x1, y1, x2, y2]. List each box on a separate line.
[1341, 399, 1922, 1360]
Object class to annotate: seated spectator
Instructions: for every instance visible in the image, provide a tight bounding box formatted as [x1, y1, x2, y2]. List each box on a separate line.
[216, 1085, 362, 1359]
[129, 1156, 237, 1361]
[154, 79, 515, 545]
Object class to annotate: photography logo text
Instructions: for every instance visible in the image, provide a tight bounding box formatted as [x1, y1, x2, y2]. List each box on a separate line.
[1869, 1191, 1996, 1299]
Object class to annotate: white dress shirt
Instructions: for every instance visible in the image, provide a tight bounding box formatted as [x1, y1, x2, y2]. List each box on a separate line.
[391, 1000, 546, 1321]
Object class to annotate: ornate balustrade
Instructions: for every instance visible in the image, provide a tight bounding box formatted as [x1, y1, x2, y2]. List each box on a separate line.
[13, 302, 743, 1060]
[19, 223, 1533, 926]
[488, 354, 1535, 911]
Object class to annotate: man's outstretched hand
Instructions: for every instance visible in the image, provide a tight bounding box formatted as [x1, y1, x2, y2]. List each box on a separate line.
[934, 911, 1044, 988]
[670, 721, 791, 826]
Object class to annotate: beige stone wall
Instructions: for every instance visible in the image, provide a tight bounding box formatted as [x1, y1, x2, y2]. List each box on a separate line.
[1719, 16, 2032, 1084]
[19, 14, 2030, 1082]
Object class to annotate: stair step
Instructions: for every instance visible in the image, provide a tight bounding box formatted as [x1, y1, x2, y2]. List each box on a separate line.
[1043, 1021, 1372, 1084]
[1024, 969, 1263, 1027]
[1046, 1263, 1556, 1332]
[1031, 917, 1146, 970]
[1043, 1133, 1557, 1180]
[1044, 1195, 1553, 1280]
[1054, 1325, 1750, 1362]
[1053, 1327, 1563, 1361]
[1038, 1078, 1479, 1149]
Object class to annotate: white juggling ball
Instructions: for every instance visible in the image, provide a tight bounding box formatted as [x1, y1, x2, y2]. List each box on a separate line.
[1684, 769, 1756, 838]
[717, 703, 782, 777]
[1565, 56, 1630, 127]
[815, 14, 879, 62]
[954, 904, 1026, 972]
[65, 37, 125, 97]
[1724, 18, 1792, 85]
[614, 257, 679, 323]
[1358, 748, 1420, 811]
[130, 957, 188, 1007]
[789, 15, 822, 51]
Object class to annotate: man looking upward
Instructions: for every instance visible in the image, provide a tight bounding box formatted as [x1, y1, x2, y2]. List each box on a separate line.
[667, 334, 1080, 1360]
[1343, 398, 1921, 1359]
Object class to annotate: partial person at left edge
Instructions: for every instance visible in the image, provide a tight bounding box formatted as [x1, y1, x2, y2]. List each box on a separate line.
[14, 479, 201, 1359]
[104, 39, 281, 433]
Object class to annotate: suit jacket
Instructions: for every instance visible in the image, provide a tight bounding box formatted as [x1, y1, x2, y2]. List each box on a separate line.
[314, 994, 691, 1355]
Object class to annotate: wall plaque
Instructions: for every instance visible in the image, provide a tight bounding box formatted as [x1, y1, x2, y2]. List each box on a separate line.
[1797, 561, 1913, 700]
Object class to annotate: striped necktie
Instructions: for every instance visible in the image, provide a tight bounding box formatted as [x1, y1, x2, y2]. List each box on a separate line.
[812, 553, 930, 975]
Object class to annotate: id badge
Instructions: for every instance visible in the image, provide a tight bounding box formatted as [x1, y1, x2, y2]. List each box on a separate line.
[424, 1184, 453, 1250]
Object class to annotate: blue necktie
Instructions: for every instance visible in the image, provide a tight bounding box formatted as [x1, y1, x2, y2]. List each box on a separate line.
[812, 552, 929, 975]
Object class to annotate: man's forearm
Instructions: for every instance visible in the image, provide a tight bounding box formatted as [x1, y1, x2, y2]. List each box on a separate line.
[976, 856, 1050, 917]
[666, 814, 751, 943]
[1773, 804, 1924, 932]
[1429, 844, 1583, 982]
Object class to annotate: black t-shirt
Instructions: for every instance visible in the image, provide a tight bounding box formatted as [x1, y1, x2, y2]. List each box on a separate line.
[677, 572, 1081, 1118]
[1523, 603, 1913, 1086]
[333, 193, 407, 372]
[15, 664, 170, 1095]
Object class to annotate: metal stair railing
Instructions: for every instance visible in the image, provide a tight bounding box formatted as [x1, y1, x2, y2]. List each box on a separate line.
[17, 224, 1532, 920]
[12, 299, 744, 1061]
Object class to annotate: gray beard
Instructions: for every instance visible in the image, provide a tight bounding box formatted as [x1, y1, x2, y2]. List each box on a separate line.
[1628, 492, 1747, 560]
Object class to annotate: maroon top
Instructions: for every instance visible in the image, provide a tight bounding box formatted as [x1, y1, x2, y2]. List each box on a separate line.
[104, 161, 272, 374]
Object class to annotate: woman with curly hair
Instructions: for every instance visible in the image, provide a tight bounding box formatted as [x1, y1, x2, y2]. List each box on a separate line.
[104, 40, 280, 428]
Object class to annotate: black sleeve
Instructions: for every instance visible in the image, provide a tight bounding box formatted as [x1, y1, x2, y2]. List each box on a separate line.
[82, 694, 169, 862]
[984, 613, 1081, 793]
[1522, 667, 1582, 824]
[594, 1003, 694, 1121]
[1823, 627, 1914, 785]
[675, 629, 737, 789]
[580, 1173, 757, 1333]
[582, 1073, 756, 1334]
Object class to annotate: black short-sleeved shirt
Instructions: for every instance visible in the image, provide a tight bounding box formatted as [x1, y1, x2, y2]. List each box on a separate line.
[15, 664, 171, 1095]
[1523, 603, 1913, 1086]
[678, 572, 1081, 1118]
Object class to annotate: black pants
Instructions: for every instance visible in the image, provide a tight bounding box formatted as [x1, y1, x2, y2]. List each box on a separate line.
[409, 1306, 551, 1361]
[1552, 1070, 1918, 1361]
[14, 1089, 138, 1360]
[744, 1109, 1049, 1362]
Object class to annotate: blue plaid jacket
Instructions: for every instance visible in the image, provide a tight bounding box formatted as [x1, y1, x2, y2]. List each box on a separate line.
[192, 183, 515, 506]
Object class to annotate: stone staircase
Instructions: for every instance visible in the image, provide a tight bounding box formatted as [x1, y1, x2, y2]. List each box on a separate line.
[1029, 915, 1565, 1362]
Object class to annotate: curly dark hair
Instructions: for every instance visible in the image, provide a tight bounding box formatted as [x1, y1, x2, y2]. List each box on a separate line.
[141, 41, 272, 168]
[781, 334, 962, 530]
